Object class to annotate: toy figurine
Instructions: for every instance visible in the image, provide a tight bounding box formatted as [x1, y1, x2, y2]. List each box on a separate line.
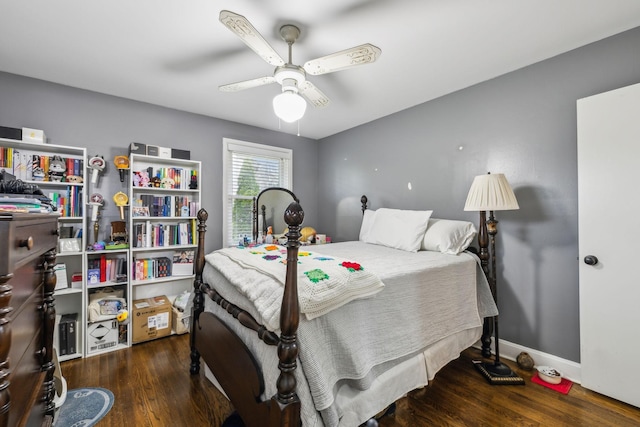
[48, 155, 66, 182]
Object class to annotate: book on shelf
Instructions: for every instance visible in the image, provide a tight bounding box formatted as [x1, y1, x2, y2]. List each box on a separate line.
[54, 263, 68, 290]
[87, 268, 100, 285]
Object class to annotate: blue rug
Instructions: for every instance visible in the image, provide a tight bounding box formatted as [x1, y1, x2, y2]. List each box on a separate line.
[54, 387, 114, 427]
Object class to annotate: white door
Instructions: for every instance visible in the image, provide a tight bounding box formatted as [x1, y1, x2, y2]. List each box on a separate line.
[577, 82, 640, 408]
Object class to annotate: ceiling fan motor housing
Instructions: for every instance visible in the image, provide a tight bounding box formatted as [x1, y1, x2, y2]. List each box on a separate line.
[275, 64, 306, 93]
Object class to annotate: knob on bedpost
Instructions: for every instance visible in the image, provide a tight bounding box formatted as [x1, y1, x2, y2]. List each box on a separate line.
[284, 202, 304, 238]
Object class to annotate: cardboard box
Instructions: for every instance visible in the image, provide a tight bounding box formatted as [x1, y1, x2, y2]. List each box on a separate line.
[0, 126, 22, 140]
[171, 148, 190, 160]
[129, 142, 147, 154]
[172, 306, 190, 335]
[87, 319, 119, 354]
[158, 146, 171, 159]
[146, 145, 159, 157]
[132, 295, 172, 343]
[22, 127, 46, 143]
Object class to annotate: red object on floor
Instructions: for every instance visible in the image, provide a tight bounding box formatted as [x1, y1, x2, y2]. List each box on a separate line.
[531, 373, 573, 394]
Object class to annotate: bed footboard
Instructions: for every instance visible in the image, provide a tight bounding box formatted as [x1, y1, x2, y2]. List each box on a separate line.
[190, 204, 304, 427]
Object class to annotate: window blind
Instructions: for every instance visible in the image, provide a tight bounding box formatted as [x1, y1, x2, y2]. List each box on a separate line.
[222, 138, 292, 247]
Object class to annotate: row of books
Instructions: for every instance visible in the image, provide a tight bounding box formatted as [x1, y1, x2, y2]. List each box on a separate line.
[134, 194, 199, 217]
[0, 147, 84, 182]
[57, 313, 78, 356]
[47, 187, 83, 217]
[87, 256, 128, 285]
[133, 257, 171, 281]
[133, 250, 193, 281]
[133, 220, 196, 248]
[134, 166, 197, 189]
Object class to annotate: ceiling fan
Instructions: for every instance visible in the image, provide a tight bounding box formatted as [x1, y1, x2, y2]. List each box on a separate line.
[218, 10, 382, 122]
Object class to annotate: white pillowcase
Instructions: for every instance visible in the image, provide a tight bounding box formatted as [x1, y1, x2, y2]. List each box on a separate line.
[369, 208, 433, 252]
[359, 209, 377, 243]
[421, 218, 477, 255]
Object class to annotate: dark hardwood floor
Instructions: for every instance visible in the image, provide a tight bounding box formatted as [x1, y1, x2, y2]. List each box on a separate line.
[59, 334, 640, 426]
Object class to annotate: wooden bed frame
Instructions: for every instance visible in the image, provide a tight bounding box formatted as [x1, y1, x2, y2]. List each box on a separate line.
[189, 195, 493, 427]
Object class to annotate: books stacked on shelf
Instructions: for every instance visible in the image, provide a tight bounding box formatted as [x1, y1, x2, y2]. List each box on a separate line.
[133, 256, 172, 281]
[58, 313, 78, 356]
[133, 194, 199, 217]
[172, 250, 194, 276]
[133, 220, 195, 248]
[87, 255, 127, 286]
[132, 167, 197, 190]
[0, 145, 84, 182]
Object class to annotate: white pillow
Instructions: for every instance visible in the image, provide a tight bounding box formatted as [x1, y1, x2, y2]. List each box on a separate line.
[421, 218, 477, 255]
[359, 209, 377, 243]
[369, 208, 433, 252]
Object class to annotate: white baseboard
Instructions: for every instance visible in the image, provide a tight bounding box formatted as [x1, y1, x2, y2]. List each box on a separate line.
[472, 339, 582, 384]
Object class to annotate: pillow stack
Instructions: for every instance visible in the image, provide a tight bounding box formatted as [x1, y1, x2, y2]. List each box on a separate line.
[360, 209, 477, 255]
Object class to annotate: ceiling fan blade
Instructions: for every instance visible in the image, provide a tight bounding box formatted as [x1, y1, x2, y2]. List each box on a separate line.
[219, 10, 285, 67]
[304, 43, 381, 76]
[219, 76, 277, 92]
[299, 81, 330, 108]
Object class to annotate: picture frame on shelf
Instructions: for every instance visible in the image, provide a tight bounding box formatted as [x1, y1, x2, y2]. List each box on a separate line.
[132, 206, 150, 217]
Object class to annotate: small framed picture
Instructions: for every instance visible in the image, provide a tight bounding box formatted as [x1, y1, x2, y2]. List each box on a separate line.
[132, 206, 150, 217]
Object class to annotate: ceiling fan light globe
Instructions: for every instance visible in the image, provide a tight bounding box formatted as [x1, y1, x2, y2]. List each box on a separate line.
[273, 91, 307, 123]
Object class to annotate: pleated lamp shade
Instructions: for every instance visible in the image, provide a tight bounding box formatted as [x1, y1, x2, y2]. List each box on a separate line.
[464, 173, 519, 211]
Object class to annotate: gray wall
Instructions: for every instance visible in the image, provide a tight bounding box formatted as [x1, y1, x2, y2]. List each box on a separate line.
[0, 73, 319, 254]
[317, 26, 640, 362]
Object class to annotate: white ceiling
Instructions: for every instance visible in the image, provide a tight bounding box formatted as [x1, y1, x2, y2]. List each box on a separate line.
[2, 1, 640, 140]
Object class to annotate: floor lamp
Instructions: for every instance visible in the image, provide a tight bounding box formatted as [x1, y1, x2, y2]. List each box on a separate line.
[464, 172, 524, 385]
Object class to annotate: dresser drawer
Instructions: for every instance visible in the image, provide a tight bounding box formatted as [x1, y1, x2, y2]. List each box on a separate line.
[9, 217, 58, 270]
[8, 268, 44, 371]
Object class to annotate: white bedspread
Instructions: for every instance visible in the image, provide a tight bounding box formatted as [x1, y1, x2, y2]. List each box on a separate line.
[202, 241, 497, 426]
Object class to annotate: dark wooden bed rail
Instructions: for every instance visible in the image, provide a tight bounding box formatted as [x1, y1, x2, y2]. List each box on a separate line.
[190, 201, 305, 427]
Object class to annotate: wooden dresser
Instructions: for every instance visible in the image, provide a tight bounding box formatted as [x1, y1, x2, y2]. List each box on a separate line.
[0, 213, 58, 427]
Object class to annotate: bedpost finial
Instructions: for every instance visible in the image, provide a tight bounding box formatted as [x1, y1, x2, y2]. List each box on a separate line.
[197, 208, 209, 222]
[284, 202, 304, 227]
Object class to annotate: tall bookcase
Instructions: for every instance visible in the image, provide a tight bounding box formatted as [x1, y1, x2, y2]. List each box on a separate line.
[128, 153, 200, 344]
[83, 152, 131, 357]
[0, 137, 87, 361]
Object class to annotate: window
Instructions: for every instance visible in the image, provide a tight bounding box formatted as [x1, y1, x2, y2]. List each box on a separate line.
[222, 138, 292, 247]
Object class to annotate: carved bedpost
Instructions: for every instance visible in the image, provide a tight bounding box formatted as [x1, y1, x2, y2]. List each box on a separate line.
[272, 201, 303, 426]
[477, 210, 493, 358]
[42, 250, 57, 418]
[190, 208, 208, 375]
[361, 195, 368, 214]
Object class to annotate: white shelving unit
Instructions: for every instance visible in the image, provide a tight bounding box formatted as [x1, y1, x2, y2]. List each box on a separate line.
[0, 137, 87, 361]
[85, 247, 130, 356]
[128, 153, 200, 344]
